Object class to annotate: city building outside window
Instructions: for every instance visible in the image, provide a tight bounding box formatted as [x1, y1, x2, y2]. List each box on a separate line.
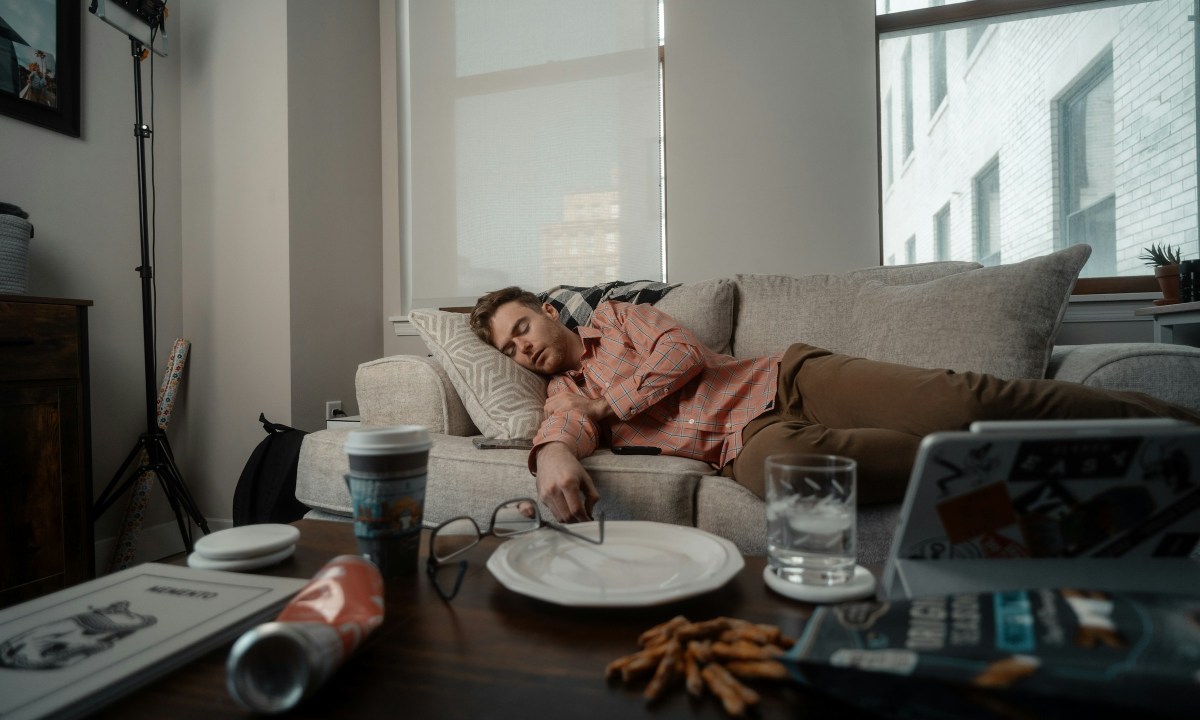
[902, 42, 914, 160]
[975, 159, 1001, 266]
[877, 0, 1197, 283]
[935, 203, 951, 260]
[885, 92, 894, 187]
[1060, 53, 1116, 277]
[930, 26, 947, 114]
[905, 235, 917, 264]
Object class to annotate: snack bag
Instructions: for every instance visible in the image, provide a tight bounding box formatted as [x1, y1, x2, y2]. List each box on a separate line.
[784, 589, 1200, 718]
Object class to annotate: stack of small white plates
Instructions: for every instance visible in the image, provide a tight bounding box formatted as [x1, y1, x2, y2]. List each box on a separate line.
[186, 524, 301, 571]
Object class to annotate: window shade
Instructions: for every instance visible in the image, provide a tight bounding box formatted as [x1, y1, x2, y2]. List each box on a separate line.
[407, 0, 662, 309]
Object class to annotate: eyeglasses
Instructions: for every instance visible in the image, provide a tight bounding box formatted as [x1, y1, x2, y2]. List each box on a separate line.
[427, 497, 605, 601]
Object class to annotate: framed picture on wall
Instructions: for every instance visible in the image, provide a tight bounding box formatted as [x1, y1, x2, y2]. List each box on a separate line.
[0, 0, 81, 137]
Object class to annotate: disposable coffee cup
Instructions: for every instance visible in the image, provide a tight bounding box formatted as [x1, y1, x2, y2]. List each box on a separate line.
[343, 426, 431, 577]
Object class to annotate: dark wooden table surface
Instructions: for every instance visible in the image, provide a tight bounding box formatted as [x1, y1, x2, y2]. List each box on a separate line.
[97, 519, 874, 719]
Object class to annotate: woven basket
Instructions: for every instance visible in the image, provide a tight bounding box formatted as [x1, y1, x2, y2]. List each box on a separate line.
[0, 215, 32, 294]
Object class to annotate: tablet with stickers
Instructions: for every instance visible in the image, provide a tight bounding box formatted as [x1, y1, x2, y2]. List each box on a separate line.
[883, 418, 1200, 599]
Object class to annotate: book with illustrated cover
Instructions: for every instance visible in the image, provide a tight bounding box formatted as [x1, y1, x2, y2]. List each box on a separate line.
[0, 562, 307, 720]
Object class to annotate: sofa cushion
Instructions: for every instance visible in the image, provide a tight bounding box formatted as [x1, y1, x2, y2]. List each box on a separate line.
[653, 278, 738, 355]
[734, 260, 981, 358]
[410, 309, 548, 439]
[1049, 343, 1200, 412]
[734, 245, 1090, 378]
[296, 431, 708, 529]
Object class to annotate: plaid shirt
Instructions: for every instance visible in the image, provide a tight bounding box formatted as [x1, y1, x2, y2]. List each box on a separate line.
[530, 301, 780, 473]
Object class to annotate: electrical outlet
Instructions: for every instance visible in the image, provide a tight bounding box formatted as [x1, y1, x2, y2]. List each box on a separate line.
[325, 400, 343, 420]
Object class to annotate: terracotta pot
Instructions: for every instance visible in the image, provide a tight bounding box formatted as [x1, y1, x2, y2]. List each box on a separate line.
[1153, 264, 1180, 306]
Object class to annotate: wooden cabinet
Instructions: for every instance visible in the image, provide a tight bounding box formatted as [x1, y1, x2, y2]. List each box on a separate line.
[0, 295, 93, 608]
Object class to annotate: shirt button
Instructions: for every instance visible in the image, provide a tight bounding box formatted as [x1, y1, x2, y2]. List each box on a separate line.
[688, 419, 695, 425]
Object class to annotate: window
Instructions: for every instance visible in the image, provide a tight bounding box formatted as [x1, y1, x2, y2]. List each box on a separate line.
[1061, 55, 1116, 277]
[884, 92, 893, 187]
[930, 28, 947, 114]
[966, 24, 987, 55]
[902, 42, 914, 160]
[929, 0, 947, 114]
[904, 235, 916, 264]
[975, 159, 1001, 266]
[934, 203, 951, 260]
[877, 0, 1197, 281]
[405, 0, 663, 308]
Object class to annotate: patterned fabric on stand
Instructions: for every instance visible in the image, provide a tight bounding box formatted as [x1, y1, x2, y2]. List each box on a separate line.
[107, 338, 191, 572]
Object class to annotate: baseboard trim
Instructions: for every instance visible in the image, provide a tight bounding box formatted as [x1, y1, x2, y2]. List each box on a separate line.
[94, 517, 234, 575]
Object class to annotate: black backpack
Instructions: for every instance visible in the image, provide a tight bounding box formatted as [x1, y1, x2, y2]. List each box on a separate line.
[232, 414, 311, 526]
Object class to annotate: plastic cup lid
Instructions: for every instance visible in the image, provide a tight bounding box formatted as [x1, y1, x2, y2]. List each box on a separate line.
[344, 425, 431, 455]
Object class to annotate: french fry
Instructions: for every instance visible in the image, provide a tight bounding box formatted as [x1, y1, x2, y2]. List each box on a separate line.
[683, 646, 705, 697]
[638, 614, 689, 647]
[643, 639, 684, 702]
[724, 659, 790, 681]
[712, 639, 784, 662]
[688, 639, 714, 664]
[619, 644, 671, 682]
[609, 617, 791, 717]
[701, 662, 760, 716]
[675, 617, 745, 642]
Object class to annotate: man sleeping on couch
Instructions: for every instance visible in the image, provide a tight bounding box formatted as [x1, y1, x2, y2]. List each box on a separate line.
[469, 286, 1200, 524]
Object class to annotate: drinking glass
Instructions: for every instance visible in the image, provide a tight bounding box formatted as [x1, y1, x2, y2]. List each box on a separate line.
[765, 453, 857, 586]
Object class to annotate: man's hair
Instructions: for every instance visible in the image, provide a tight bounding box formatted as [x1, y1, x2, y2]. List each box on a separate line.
[469, 286, 542, 345]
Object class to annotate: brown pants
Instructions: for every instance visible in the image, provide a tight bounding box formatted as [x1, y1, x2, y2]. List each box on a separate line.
[723, 343, 1200, 505]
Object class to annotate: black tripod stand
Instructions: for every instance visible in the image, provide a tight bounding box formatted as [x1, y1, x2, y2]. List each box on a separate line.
[94, 38, 209, 552]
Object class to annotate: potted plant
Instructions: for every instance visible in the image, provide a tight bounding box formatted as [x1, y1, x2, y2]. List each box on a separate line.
[1139, 243, 1182, 306]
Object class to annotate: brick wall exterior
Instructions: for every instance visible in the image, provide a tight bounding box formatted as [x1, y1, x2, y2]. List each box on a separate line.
[879, 1, 1197, 275]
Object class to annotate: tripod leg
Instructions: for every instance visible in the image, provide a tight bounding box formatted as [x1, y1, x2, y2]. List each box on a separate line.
[153, 468, 194, 553]
[94, 438, 148, 514]
[153, 434, 210, 535]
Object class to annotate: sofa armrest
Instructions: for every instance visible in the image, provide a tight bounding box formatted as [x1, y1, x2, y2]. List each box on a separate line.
[356, 355, 477, 435]
[1047, 343, 1200, 412]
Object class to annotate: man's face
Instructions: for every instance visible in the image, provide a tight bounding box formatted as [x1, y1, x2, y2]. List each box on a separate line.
[488, 301, 578, 375]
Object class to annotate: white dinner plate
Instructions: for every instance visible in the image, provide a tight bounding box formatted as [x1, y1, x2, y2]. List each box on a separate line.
[486, 521, 744, 607]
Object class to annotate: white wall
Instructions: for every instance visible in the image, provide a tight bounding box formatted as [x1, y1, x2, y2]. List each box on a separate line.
[286, 0, 383, 430]
[179, 0, 384, 532]
[179, 0, 292, 538]
[0, 4, 185, 559]
[664, 0, 881, 281]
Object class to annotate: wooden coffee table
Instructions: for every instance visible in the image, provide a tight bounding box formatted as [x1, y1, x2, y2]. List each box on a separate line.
[95, 519, 872, 719]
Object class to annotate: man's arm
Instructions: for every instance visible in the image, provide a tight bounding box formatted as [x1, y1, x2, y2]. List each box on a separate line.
[528, 376, 605, 522]
[594, 302, 706, 421]
[530, 442, 599, 522]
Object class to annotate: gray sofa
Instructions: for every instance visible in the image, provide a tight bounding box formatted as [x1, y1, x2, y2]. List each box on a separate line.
[295, 253, 1200, 565]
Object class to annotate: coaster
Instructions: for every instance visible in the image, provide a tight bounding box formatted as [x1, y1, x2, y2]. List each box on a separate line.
[194, 524, 301, 561]
[187, 543, 296, 572]
[762, 565, 877, 603]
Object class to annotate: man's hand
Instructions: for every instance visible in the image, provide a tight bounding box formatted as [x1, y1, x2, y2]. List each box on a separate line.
[533, 442, 600, 523]
[545, 393, 613, 424]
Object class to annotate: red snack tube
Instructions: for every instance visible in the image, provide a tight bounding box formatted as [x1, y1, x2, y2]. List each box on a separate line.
[226, 554, 385, 713]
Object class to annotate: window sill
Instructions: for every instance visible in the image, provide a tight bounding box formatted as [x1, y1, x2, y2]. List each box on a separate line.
[1062, 292, 1159, 324]
[389, 315, 419, 336]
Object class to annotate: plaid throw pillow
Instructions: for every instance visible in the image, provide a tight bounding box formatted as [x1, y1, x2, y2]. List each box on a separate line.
[538, 280, 678, 330]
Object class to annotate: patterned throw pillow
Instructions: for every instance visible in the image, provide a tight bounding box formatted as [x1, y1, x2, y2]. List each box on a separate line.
[409, 310, 548, 439]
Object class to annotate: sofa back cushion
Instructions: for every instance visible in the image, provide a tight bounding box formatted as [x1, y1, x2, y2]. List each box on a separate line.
[653, 277, 737, 355]
[733, 244, 1091, 379]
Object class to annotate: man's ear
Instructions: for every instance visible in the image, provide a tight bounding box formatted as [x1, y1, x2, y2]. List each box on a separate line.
[542, 302, 559, 320]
